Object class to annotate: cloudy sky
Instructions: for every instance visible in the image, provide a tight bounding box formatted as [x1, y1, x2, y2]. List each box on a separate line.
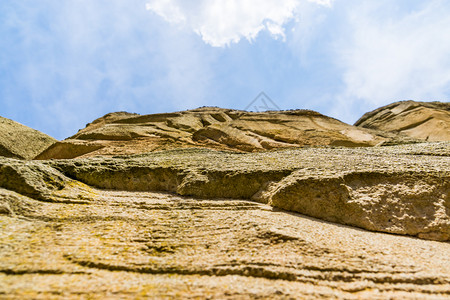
[1, 0, 449, 139]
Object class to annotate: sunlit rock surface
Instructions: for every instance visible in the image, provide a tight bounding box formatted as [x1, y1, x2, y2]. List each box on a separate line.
[0, 116, 56, 160]
[355, 100, 450, 142]
[2, 103, 450, 299]
[1, 142, 449, 298]
[36, 107, 415, 159]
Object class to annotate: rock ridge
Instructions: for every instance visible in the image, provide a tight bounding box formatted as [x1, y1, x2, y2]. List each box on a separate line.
[36, 107, 418, 159]
[355, 100, 450, 141]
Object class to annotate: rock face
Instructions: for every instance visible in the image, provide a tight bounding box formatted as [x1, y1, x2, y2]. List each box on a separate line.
[43, 143, 450, 242]
[36, 107, 414, 159]
[2, 103, 450, 298]
[2, 190, 450, 299]
[355, 100, 450, 141]
[1, 142, 450, 298]
[0, 116, 56, 159]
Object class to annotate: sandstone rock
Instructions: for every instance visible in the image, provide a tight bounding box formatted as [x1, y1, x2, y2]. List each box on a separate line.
[355, 100, 450, 141]
[36, 107, 415, 159]
[1, 187, 450, 298]
[0, 158, 95, 203]
[5, 143, 450, 242]
[1, 142, 450, 298]
[2, 107, 450, 298]
[0, 116, 56, 159]
[35, 143, 448, 241]
[267, 169, 450, 241]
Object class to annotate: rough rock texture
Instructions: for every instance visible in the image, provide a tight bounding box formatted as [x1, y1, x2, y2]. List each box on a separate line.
[0, 159, 95, 203]
[355, 100, 450, 141]
[36, 107, 415, 159]
[1, 189, 450, 299]
[0, 116, 56, 159]
[43, 142, 450, 242]
[1, 142, 450, 298]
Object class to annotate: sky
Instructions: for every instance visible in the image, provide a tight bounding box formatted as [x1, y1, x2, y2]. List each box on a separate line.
[1, 0, 450, 140]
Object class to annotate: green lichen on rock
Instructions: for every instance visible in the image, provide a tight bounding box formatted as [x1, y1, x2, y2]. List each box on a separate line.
[1, 142, 450, 298]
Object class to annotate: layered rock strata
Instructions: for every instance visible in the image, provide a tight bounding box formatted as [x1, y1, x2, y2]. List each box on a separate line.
[1, 142, 450, 298]
[36, 107, 415, 159]
[2, 189, 450, 299]
[355, 101, 450, 141]
[4, 142, 450, 241]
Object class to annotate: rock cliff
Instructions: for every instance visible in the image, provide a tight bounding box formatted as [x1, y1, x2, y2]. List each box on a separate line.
[2, 103, 450, 299]
[1, 142, 450, 298]
[355, 100, 450, 141]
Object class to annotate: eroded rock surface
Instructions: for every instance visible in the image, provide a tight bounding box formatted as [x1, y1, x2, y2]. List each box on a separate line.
[41, 143, 449, 242]
[3, 142, 450, 242]
[1, 142, 449, 298]
[1, 189, 450, 299]
[355, 101, 450, 142]
[0, 116, 56, 159]
[36, 107, 414, 159]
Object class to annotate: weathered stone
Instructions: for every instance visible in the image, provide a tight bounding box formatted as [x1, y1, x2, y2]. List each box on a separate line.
[0, 158, 95, 203]
[0, 116, 56, 159]
[267, 169, 450, 241]
[48, 143, 450, 241]
[1, 105, 450, 298]
[355, 100, 450, 141]
[1, 188, 450, 298]
[36, 107, 417, 159]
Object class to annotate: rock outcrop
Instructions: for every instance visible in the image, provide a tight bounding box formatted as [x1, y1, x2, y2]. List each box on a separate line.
[1, 142, 450, 298]
[0, 158, 95, 203]
[0, 116, 56, 159]
[45, 143, 450, 242]
[2, 190, 450, 299]
[4, 142, 450, 242]
[36, 107, 414, 159]
[2, 104, 450, 299]
[355, 100, 450, 141]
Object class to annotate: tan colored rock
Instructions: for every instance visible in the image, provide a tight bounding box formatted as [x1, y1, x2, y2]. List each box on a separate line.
[1, 188, 450, 298]
[1, 142, 450, 298]
[0, 158, 96, 203]
[267, 169, 450, 241]
[5, 142, 449, 242]
[0, 116, 56, 159]
[36, 107, 415, 159]
[355, 100, 450, 141]
[48, 143, 450, 242]
[1, 107, 449, 298]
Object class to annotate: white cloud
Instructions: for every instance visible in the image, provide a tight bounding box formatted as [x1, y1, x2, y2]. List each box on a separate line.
[1, 0, 217, 139]
[337, 0, 450, 108]
[146, 0, 333, 47]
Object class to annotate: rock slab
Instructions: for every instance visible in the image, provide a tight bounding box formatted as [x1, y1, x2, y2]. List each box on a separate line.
[0, 116, 56, 159]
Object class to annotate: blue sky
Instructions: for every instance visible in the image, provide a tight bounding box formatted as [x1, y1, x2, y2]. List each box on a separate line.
[1, 0, 449, 139]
